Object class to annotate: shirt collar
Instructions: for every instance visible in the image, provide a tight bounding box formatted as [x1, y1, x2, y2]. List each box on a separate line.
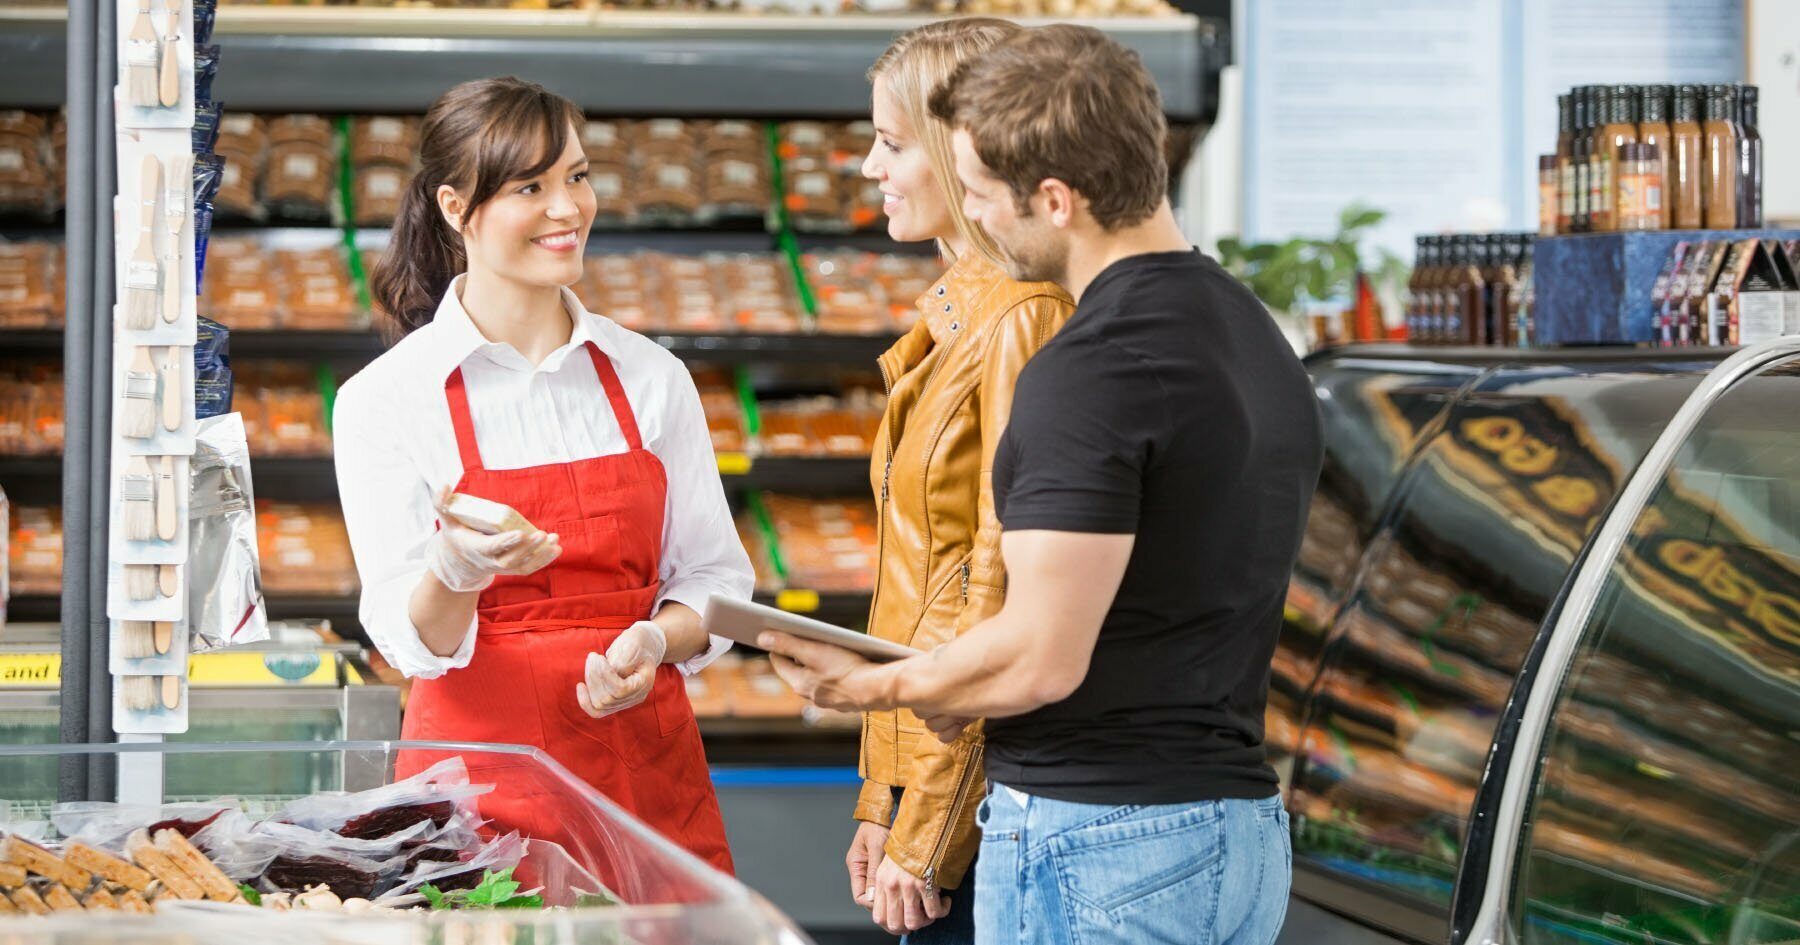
[419, 274, 611, 382]
[913, 250, 1001, 345]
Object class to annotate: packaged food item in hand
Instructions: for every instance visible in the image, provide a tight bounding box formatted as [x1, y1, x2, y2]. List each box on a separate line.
[441, 493, 536, 536]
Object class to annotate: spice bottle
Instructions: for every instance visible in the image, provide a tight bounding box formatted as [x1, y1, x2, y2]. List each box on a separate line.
[1571, 87, 1595, 233]
[1489, 233, 1520, 347]
[1592, 85, 1640, 233]
[1702, 84, 1739, 230]
[1670, 85, 1705, 229]
[1406, 237, 1432, 341]
[1617, 143, 1662, 232]
[1538, 155, 1558, 236]
[1453, 236, 1488, 346]
[1419, 235, 1446, 344]
[1737, 84, 1763, 228]
[1638, 85, 1674, 229]
[1555, 94, 1576, 233]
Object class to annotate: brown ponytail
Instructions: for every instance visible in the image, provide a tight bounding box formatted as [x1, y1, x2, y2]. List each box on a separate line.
[370, 77, 585, 339]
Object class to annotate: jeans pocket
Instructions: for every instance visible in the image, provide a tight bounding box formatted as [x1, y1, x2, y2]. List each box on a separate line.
[1050, 805, 1225, 933]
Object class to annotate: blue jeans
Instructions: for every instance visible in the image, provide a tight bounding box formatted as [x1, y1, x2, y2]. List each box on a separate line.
[973, 787, 1291, 945]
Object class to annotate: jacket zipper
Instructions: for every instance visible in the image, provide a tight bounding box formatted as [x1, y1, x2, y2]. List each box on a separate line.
[960, 563, 970, 604]
[922, 743, 983, 893]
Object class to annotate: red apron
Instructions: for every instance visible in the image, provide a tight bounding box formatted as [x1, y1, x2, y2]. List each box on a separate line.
[397, 341, 734, 875]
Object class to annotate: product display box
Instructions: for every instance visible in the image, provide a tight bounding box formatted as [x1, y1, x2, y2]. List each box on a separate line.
[1535, 229, 1800, 345]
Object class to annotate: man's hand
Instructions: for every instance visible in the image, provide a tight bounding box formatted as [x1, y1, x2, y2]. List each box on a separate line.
[846, 821, 889, 909]
[918, 711, 975, 744]
[871, 856, 950, 935]
[758, 632, 894, 712]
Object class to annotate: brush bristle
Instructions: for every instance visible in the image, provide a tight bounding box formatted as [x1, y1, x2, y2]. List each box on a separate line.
[121, 501, 156, 542]
[125, 565, 157, 601]
[121, 397, 157, 439]
[124, 46, 161, 109]
[122, 621, 154, 659]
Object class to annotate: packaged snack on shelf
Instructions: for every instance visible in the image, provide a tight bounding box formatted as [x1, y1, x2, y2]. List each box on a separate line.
[691, 368, 749, 454]
[193, 316, 233, 419]
[265, 114, 335, 150]
[349, 116, 419, 168]
[733, 511, 781, 595]
[255, 501, 358, 596]
[279, 246, 361, 329]
[214, 113, 267, 166]
[629, 119, 697, 161]
[579, 120, 627, 165]
[684, 657, 734, 718]
[0, 241, 66, 328]
[0, 113, 55, 220]
[6, 505, 61, 596]
[761, 494, 877, 592]
[586, 161, 633, 227]
[702, 120, 763, 159]
[353, 164, 409, 227]
[263, 139, 339, 225]
[637, 155, 703, 224]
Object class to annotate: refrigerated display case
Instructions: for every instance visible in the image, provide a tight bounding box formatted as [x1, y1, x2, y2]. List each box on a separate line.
[0, 739, 809, 944]
[1276, 341, 1800, 945]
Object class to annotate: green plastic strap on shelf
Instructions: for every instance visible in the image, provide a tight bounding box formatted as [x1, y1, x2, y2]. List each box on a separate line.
[336, 114, 373, 315]
[745, 491, 789, 582]
[317, 363, 339, 437]
[764, 121, 819, 322]
[734, 366, 761, 437]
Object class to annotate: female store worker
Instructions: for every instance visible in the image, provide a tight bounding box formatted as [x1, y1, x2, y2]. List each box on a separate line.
[848, 20, 1074, 942]
[332, 77, 752, 872]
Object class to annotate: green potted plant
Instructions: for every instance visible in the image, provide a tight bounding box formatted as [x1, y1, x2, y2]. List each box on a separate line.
[1216, 203, 1409, 347]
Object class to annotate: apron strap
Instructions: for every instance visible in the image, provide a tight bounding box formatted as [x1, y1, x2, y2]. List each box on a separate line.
[585, 342, 644, 452]
[444, 367, 485, 472]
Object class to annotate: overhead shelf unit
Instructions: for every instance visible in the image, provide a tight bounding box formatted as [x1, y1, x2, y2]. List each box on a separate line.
[0, 7, 1225, 120]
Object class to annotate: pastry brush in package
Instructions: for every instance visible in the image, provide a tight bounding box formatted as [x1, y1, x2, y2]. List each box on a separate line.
[187, 413, 267, 649]
[441, 493, 537, 535]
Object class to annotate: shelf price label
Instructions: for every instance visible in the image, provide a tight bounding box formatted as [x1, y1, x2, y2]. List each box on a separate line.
[716, 453, 753, 476]
[775, 590, 821, 614]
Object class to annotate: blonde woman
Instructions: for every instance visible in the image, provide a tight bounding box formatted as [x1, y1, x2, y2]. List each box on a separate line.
[848, 19, 1075, 942]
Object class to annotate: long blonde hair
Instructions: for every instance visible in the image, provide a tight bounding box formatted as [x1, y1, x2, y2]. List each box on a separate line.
[868, 18, 1021, 266]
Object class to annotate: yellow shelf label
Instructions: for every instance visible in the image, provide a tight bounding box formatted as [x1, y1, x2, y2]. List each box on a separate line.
[0, 654, 61, 687]
[188, 652, 339, 687]
[716, 453, 753, 476]
[775, 589, 821, 613]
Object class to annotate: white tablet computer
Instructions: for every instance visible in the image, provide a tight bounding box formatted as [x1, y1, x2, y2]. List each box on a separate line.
[703, 595, 921, 663]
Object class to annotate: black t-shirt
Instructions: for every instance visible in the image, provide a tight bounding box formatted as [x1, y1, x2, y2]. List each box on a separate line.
[986, 250, 1323, 805]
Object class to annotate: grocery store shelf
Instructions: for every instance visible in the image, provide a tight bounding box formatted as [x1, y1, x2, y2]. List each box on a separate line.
[752, 590, 871, 627]
[245, 454, 871, 501]
[0, 456, 60, 505]
[0, 328, 903, 367]
[0, 8, 1222, 119]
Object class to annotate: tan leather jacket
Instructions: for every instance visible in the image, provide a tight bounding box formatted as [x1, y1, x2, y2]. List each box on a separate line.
[854, 250, 1073, 891]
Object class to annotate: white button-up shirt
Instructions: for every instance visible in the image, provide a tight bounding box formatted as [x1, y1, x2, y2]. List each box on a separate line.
[331, 277, 752, 679]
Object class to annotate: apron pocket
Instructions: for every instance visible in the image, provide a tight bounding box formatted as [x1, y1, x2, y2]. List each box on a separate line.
[546, 517, 631, 597]
[651, 665, 697, 738]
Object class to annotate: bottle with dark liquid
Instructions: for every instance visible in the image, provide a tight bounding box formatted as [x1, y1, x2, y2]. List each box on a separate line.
[1670, 85, 1705, 229]
[1593, 85, 1639, 233]
[1452, 236, 1487, 346]
[1555, 94, 1576, 233]
[1571, 87, 1595, 233]
[1638, 85, 1674, 229]
[1737, 84, 1763, 228]
[1406, 236, 1431, 341]
[1703, 84, 1739, 229]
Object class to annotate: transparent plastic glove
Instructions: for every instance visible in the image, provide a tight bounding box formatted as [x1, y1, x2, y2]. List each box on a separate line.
[426, 487, 561, 593]
[576, 620, 666, 719]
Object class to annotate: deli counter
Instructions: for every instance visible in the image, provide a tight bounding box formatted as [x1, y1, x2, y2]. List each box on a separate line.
[1274, 341, 1799, 945]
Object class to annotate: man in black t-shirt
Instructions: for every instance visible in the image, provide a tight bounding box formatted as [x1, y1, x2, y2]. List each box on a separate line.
[759, 25, 1321, 945]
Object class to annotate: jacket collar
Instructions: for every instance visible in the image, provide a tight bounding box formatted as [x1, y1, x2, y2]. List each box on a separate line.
[415, 274, 611, 383]
[913, 250, 1006, 346]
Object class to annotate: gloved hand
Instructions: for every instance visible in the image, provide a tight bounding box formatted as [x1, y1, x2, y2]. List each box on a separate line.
[577, 620, 667, 719]
[426, 487, 561, 593]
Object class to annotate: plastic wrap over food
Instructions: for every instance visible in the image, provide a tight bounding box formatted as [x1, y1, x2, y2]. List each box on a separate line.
[188, 413, 267, 650]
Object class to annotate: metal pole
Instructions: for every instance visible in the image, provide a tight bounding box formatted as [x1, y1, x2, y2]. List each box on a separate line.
[89, 0, 119, 798]
[59, 0, 98, 804]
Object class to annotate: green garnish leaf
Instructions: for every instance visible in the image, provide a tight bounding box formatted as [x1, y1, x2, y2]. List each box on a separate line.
[238, 884, 262, 906]
[420, 883, 449, 910]
[496, 893, 545, 909]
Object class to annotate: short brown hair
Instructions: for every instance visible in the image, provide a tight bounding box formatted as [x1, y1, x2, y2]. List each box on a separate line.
[929, 25, 1167, 230]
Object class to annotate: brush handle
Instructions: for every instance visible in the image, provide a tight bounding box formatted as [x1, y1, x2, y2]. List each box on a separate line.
[158, 564, 178, 598]
[156, 455, 179, 541]
[159, 2, 181, 108]
[154, 621, 174, 655]
[161, 155, 190, 323]
[160, 347, 183, 432]
[136, 154, 161, 260]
